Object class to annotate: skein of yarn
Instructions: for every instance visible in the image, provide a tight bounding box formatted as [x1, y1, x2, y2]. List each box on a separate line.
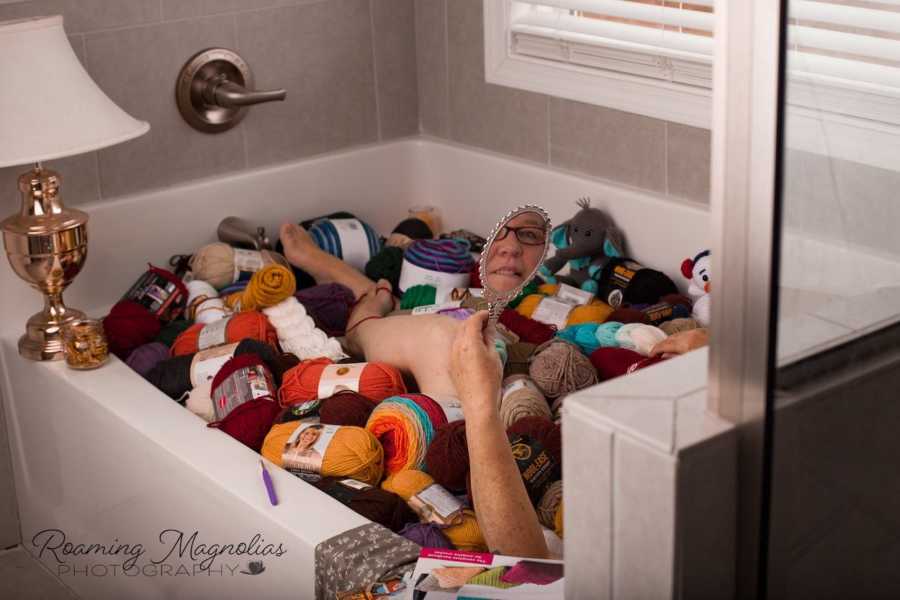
[314, 477, 416, 534]
[529, 340, 598, 399]
[103, 300, 161, 361]
[170, 312, 278, 357]
[366, 394, 448, 476]
[190, 243, 289, 290]
[308, 217, 382, 271]
[365, 246, 405, 294]
[154, 318, 194, 347]
[206, 353, 281, 451]
[499, 309, 555, 345]
[596, 257, 678, 308]
[425, 420, 469, 493]
[659, 317, 700, 336]
[295, 283, 355, 337]
[262, 422, 384, 485]
[224, 264, 297, 312]
[536, 480, 562, 530]
[319, 391, 377, 427]
[590, 347, 646, 381]
[398, 239, 474, 297]
[400, 285, 437, 310]
[278, 358, 406, 406]
[516, 295, 613, 329]
[506, 416, 562, 504]
[262, 296, 345, 361]
[615, 323, 667, 356]
[185, 280, 219, 320]
[400, 523, 453, 549]
[125, 342, 170, 378]
[499, 375, 551, 429]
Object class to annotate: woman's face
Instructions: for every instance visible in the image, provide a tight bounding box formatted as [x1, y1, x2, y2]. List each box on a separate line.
[296, 427, 321, 450]
[485, 212, 547, 293]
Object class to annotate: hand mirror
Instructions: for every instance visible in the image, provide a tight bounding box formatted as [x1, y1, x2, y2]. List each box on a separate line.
[479, 205, 552, 327]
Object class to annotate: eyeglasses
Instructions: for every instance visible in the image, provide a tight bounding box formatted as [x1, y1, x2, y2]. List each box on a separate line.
[495, 225, 547, 246]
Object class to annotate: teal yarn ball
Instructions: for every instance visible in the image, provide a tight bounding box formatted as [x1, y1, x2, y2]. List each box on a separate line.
[595, 321, 623, 348]
[555, 323, 601, 355]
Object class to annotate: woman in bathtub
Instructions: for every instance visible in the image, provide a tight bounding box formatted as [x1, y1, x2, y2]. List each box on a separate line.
[279, 221, 706, 558]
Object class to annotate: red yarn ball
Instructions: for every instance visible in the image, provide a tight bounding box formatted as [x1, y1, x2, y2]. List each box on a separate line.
[500, 309, 555, 345]
[208, 397, 281, 452]
[103, 300, 162, 361]
[319, 391, 377, 427]
[506, 416, 561, 466]
[425, 420, 469, 493]
[590, 347, 645, 380]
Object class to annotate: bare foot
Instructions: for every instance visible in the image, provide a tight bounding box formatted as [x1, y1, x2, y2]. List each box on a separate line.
[279, 222, 374, 298]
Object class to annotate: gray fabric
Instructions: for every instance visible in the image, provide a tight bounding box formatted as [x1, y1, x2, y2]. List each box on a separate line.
[314, 522, 420, 600]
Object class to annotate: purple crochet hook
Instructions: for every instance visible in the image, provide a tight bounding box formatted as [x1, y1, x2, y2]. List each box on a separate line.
[259, 459, 278, 506]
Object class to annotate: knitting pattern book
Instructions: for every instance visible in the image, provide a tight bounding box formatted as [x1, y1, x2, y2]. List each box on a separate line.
[406, 548, 564, 599]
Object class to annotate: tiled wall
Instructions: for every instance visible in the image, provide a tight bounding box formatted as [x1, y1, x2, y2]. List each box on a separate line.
[414, 0, 712, 205]
[0, 0, 418, 210]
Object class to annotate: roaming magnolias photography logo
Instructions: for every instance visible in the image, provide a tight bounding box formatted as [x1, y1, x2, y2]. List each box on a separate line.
[31, 528, 286, 577]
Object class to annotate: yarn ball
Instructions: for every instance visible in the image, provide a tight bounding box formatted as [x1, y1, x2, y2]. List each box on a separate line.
[381, 468, 435, 500]
[469, 261, 481, 288]
[170, 312, 278, 357]
[615, 323, 667, 356]
[207, 394, 281, 452]
[125, 342, 170, 378]
[103, 300, 161, 361]
[589, 347, 646, 381]
[507, 416, 562, 466]
[554, 503, 563, 538]
[640, 294, 693, 326]
[400, 523, 453, 549]
[314, 477, 416, 534]
[659, 317, 700, 336]
[555, 323, 602, 355]
[425, 420, 469, 493]
[499, 375, 550, 429]
[566, 302, 614, 326]
[536, 480, 562, 530]
[400, 284, 437, 310]
[403, 238, 473, 274]
[507, 281, 540, 309]
[504, 342, 537, 377]
[597, 258, 678, 306]
[224, 263, 297, 312]
[393, 217, 434, 241]
[185, 279, 218, 320]
[190, 243, 289, 290]
[499, 309, 555, 345]
[278, 358, 406, 406]
[296, 283, 355, 337]
[262, 296, 345, 362]
[319, 391, 377, 427]
[308, 217, 382, 271]
[154, 319, 194, 347]
[528, 340, 598, 399]
[364, 246, 405, 295]
[606, 307, 650, 324]
[275, 211, 357, 289]
[194, 298, 229, 325]
[595, 321, 623, 347]
[366, 394, 448, 476]
[262, 422, 384, 485]
[210, 353, 275, 403]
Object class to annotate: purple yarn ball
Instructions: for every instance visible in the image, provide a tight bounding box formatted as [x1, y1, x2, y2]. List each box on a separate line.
[295, 283, 356, 337]
[400, 523, 454, 549]
[125, 342, 170, 378]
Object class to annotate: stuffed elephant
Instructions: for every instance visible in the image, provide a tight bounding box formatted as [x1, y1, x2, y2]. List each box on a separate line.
[539, 198, 626, 293]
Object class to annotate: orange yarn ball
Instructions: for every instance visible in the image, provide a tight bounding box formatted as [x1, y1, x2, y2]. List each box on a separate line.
[170, 312, 279, 357]
[261, 421, 384, 485]
[277, 358, 406, 407]
[517, 294, 613, 327]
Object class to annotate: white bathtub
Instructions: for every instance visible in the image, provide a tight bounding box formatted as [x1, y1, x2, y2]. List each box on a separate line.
[1, 137, 896, 599]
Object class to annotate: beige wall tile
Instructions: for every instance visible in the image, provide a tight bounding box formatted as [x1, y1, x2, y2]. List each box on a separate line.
[667, 123, 710, 203]
[236, 0, 378, 167]
[85, 15, 244, 198]
[414, 0, 448, 137]
[0, 0, 160, 34]
[447, 0, 548, 163]
[372, 0, 419, 139]
[550, 98, 667, 193]
[161, 0, 301, 21]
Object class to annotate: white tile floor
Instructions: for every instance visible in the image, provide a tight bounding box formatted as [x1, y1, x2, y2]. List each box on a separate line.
[0, 546, 79, 600]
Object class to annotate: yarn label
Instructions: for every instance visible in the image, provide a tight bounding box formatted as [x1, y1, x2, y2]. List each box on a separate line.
[332, 219, 371, 271]
[339, 478, 372, 491]
[398, 259, 470, 299]
[410, 483, 464, 526]
[232, 249, 264, 281]
[502, 376, 541, 399]
[211, 363, 275, 420]
[602, 259, 643, 308]
[190, 342, 239, 387]
[508, 434, 561, 504]
[283, 422, 339, 477]
[432, 396, 464, 423]
[198, 316, 231, 350]
[317, 363, 365, 398]
[123, 269, 184, 319]
[531, 297, 571, 330]
[555, 283, 594, 306]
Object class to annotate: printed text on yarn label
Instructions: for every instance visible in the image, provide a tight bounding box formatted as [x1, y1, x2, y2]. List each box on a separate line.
[190, 342, 239, 387]
[212, 364, 275, 420]
[531, 297, 571, 330]
[410, 484, 464, 526]
[198, 316, 231, 350]
[317, 363, 365, 398]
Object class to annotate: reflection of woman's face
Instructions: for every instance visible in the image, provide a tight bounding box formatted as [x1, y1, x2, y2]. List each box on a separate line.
[485, 213, 546, 293]
[295, 427, 322, 451]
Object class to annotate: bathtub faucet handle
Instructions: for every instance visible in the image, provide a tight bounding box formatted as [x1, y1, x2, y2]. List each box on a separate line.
[204, 76, 287, 108]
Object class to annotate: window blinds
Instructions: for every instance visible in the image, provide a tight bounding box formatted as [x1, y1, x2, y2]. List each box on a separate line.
[509, 0, 900, 95]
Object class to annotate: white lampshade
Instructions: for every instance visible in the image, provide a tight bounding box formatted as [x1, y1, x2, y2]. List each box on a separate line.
[0, 15, 149, 168]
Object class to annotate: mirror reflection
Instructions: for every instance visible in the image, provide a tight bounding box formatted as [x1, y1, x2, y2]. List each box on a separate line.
[482, 210, 550, 295]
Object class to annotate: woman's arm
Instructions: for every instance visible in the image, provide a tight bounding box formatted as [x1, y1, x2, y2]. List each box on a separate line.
[450, 311, 548, 558]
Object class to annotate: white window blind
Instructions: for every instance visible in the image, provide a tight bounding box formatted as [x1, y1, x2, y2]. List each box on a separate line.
[509, 0, 900, 98]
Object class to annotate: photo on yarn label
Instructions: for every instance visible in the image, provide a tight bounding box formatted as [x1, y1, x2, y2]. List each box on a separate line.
[283, 423, 339, 475]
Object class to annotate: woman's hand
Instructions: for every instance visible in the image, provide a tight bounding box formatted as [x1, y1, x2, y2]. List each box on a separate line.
[450, 311, 503, 420]
[649, 328, 709, 357]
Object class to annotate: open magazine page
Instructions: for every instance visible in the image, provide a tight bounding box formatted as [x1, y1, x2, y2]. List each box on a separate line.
[406, 549, 564, 600]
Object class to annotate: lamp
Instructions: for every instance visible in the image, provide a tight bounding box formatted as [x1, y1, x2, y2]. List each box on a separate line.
[0, 15, 149, 360]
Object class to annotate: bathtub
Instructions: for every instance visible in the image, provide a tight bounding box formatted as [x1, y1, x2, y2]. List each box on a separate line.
[1, 137, 896, 599]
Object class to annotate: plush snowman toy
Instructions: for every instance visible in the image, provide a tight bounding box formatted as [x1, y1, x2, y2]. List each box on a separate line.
[680, 250, 711, 327]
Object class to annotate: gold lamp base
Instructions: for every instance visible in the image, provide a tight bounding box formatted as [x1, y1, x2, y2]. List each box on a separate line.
[1, 167, 89, 361]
